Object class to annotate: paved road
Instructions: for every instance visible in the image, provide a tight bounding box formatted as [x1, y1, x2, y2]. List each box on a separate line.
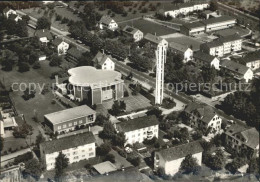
[1, 148, 31, 167]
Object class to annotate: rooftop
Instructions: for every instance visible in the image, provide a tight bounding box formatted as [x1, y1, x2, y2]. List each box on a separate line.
[92, 51, 114, 66]
[122, 25, 141, 35]
[182, 21, 205, 30]
[158, 141, 204, 161]
[194, 51, 217, 62]
[169, 42, 190, 53]
[201, 39, 223, 48]
[52, 38, 66, 46]
[68, 66, 122, 87]
[239, 50, 260, 64]
[219, 33, 242, 43]
[40, 132, 95, 154]
[34, 29, 53, 40]
[44, 105, 96, 125]
[100, 15, 114, 25]
[144, 33, 165, 45]
[92, 161, 117, 175]
[202, 15, 236, 25]
[220, 59, 250, 75]
[117, 115, 159, 132]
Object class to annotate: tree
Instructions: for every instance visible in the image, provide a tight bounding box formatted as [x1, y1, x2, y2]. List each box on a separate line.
[209, 149, 225, 170]
[13, 122, 33, 138]
[16, 20, 28, 37]
[180, 154, 200, 174]
[29, 52, 39, 65]
[4, 19, 16, 35]
[247, 157, 259, 175]
[110, 100, 125, 116]
[23, 158, 43, 180]
[100, 121, 116, 139]
[95, 114, 109, 126]
[0, 137, 3, 152]
[97, 143, 111, 156]
[1, 57, 15, 71]
[55, 152, 69, 181]
[146, 107, 162, 119]
[36, 132, 45, 146]
[226, 157, 247, 174]
[209, 0, 218, 11]
[104, 153, 115, 163]
[22, 15, 30, 23]
[49, 55, 62, 66]
[36, 16, 51, 30]
[18, 62, 30, 72]
[68, 21, 87, 38]
[113, 132, 126, 147]
[201, 66, 216, 83]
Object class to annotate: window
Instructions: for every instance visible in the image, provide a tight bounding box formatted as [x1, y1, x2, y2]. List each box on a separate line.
[89, 152, 94, 157]
[73, 156, 79, 160]
[89, 148, 92, 151]
[88, 115, 93, 121]
[154, 129, 157, 133]
[74, 121, 77, 125]
[58, 126, 61, 130]
[138, 133, 140, 136]
[63, 124, 66, 128]
[79, 120, 82, 124]
[143, 132, 146, 135]
[73, 151, 77, 155]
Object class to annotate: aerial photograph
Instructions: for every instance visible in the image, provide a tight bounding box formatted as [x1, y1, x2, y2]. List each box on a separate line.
[0, 0, 259, 181]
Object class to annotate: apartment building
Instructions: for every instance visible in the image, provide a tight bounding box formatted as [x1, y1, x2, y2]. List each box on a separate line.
[115, 115, 159, 145]
[225, 124, 259, 157]
[154, 141, 203, 176]
[200, 40, 224, 57]
[202, 15, 236, 32]
[219, 34, 242, 54]
[92, 51, 115, 70]
[44, 105, 96, 134]
[185, 102, 222, 134]
[180, 22, 205, 36]
[193, 51, 220, 70]
[238, 50, 260, 70]
[40, 132, 96, 170]
[122, 25, 143, 42]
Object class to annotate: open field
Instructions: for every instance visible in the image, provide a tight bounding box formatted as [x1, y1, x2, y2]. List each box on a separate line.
[214, 26, 251, 37]
[119, 19, 176, 36]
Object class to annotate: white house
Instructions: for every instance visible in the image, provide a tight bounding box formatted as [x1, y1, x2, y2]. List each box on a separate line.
[169, 42, 193, 63]
[34, 29, 53, 44]
[154, 141, 203, 176]
[99, 15, 118, 31]
[185, 103, 222, 134]
[193, 51, 220, 70]
[92, 51, 115, 70]
[3, 7, 16, 18]
[240, 51, 260, 70]
[115, 115, 159, 145]
[219, 34, 242, 54]
[220, 59, 254, 83]
[52, 38, 69, 55]
[40, 132, 96, 170]
[178, 3, 194, 15]
[122, 25, 143, 42]
[163, 7, 180, 18]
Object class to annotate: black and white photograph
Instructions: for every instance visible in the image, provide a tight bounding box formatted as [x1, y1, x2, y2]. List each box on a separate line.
[0, 0, 259, 181]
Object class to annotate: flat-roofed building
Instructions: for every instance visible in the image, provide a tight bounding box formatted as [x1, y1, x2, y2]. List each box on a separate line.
[180, 22, 205, 36]
[193, 51, 220, 69]
[219, 34, 242, 54]
[40, 132, 96, 170]
[202, 15, 236, 32]
[115, 115, 159, 145]
[154, 141, 203, 176]
[44, 105, 96, 134]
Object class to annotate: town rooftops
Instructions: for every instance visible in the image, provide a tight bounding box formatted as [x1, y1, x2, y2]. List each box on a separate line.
[194, 51, 216, 62]
[34, 29, 53, 40]
[40, 132, 95, 154]
[99, 15, 114, 25]
[182, 21, 205, 30]
[226, 124, 259, 149]
[93, 51, 114, 66]
[219, 33, 242, 43]
[160, 5, 179, 12]
[67, 47, 83, 59]
[8, 14, 19, 20]
[122, 25, 140, 35]
[239, 50, 260, 64]
[52, 38, 65, 46]
[117, 115, 159, 132]
[44, 105, 96, 125]
[202, 15, 236, 25]
[158, 141, 203, 161]
[201, 39, 223, 48]
[3, 7, 12, 13]
[144, 33, 165, 45]
[178, 2, 195, 8]
[92, 161, 117, 175]
[220, 59, 250, 75]
[169, 42, 190, 52]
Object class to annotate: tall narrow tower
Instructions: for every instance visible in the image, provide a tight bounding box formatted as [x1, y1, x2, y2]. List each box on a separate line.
[155, 40, 167, 105]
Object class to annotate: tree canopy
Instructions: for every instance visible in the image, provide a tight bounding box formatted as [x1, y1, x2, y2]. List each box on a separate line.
[36, 16, 51, 30]
[180, 154, 200, 174]
[55, 152, 69, 180]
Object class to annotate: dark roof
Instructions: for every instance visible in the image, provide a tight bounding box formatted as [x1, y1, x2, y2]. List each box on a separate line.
[67, 47, 83, 59]
[160, 5, 179, 12]
[226, 124, 259, 149]
[169, 42, 189, 52]
[3, 7, 11, 13]
[219, 34, 242, 43]
[117, 115, 159, 132]
[182, 21, 205, 30]
[194, 51, 217, 62]
[202, 15, 236, 25]
[52, 38, 64, 46]
[239, 50, 260, 64]
[202, 10, 214, 15]
[8, 13, 19, 20]
[144, 33, 165, 45]
[34, 29, 53, 40]
[201, 39, 223, 49]
[40, 132, 95, 154]
[100, 15, 114, 25]
[178, 2, 194, 8]
[92, 51, 114, 66]
[158, 141, 204, 161]
[220, 59, 250, 75]
[122, 25, 141, 35]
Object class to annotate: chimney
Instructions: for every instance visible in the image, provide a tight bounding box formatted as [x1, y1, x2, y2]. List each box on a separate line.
[43, 29, 44, 32]
[55, 75, 59, 85]
[102, 49, 105, 55]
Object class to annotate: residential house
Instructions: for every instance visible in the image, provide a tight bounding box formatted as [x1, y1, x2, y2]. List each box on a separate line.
[34, 29, 53, 44]
[200, 40, 224, 57]
[66, 47, 84, 63]
[44, 105, 96, 134]
[163, 7, 180, 18]
[99, 15, 118, 31]
[3, 7, 16, 18]
[201, 15, 236, 32]
[115, 115, 159, 145]
[40, 132, 96, 170]
[220, 59, 253, 82]
[218, 34, 242, 54]
[154, 141, 203, 176]
[169, 42, 193, 63]
[193, 51, 220, 69]
[225, 124, 259, 157]
[52, 38, 69, 55]
[184, 102, 222, 134]
[180, 22, 205, 36]
[8, 13, 22, 22]
[238, 51, 260, 70]
[178, 3, 195, 15]
[92, 51, 115, 70]
[122, 25, 143, 42]
[144, 33, 168, 48]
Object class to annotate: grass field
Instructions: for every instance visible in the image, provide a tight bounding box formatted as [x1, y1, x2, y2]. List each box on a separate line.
[119, 19, 176, 36]
[214, 26, 251, 37]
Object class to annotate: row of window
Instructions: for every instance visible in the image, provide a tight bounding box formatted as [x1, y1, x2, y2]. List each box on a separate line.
[56, 115, 94, 130]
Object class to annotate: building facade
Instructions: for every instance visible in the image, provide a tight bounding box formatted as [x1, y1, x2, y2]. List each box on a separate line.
[202, 15, 236, 32]
[34, 29, 53, 44]
[122, 25, 143, 42]
[99, 15, 118, 31]
[115, 115, 159, 145]
[180, 22, 205, 36]
[193, 51, 220, 70]
[93, 51, 115, 71]
[40, 132, 96, 170]
[3, 7, 16, 18]
[44, 105, 96, 134]
[169, 42, 193, 63]
[52, 38, 69, 55]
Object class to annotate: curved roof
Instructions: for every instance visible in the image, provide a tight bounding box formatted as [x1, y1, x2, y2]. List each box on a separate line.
[68, 66, 122, 87]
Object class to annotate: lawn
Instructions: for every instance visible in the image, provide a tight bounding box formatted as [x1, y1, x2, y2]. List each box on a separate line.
[214, 26, 251, 37]
[0, 61, 64, 144]
[119, 19, 176, 36]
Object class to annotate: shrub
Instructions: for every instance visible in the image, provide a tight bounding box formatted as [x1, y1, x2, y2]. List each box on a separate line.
[14, 152, 33, 165]
[32, 62, 41, 69]
[104, 154, 116, 163]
